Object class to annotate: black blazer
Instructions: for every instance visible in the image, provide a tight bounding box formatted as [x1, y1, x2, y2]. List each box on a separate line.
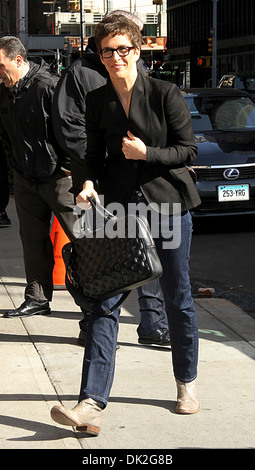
[83, 72, 201, 214]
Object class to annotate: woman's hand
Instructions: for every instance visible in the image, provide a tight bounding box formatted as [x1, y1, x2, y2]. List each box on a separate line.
[122, 131, 147, 161]
[76, 180, 99, 210]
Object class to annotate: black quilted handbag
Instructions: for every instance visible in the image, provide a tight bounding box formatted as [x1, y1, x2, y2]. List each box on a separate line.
[62, 197, 162, 315]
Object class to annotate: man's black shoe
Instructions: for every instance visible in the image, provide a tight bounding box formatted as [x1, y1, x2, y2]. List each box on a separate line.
[3, 298, 51, 318]
[138, 328, 171, 346]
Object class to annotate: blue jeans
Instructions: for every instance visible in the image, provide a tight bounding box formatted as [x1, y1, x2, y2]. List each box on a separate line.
[153, 210, 198, 384]
[80, 278, 168, 336]
[79, 199, 198, 407]
[136, 279, 168, 336]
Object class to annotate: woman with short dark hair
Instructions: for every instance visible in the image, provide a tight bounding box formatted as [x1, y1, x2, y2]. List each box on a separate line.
[51, 14, 201, 437]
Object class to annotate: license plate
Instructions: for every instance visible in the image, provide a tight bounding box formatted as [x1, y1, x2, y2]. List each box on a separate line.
[218, 184, 250, 202]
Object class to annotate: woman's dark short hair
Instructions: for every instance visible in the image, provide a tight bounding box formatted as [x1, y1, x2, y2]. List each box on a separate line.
[95, 14, 143, 53]
[0, 36, 27, 61]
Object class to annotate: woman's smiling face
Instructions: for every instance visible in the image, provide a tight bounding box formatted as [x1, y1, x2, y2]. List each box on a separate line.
[100, 33, 140, 81]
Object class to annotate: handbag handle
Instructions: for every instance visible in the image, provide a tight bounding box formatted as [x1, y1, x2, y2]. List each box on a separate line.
[88, 196, 117, 222]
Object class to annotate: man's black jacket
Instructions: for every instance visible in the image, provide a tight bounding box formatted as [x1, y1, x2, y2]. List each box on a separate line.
[52, 48, 108, 193]
[0, 59, 69, 179]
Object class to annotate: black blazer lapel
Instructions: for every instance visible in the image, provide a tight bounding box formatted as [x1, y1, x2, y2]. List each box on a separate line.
[129, 73, 153, 146]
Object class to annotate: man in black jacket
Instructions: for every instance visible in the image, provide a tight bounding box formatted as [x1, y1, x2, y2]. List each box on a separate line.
[0, 36, 78, 318]
[0, 136, 11, 226]
[52, 11, 170, 347]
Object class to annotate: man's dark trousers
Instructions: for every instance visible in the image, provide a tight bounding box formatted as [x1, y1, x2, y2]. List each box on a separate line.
[14, 169, 78, 302]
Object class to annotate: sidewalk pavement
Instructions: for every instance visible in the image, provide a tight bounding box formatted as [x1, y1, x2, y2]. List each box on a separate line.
[0, 196, 255, 452]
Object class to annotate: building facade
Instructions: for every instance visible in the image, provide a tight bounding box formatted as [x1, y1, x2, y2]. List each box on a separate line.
[0, 1, 167, 69]
[166, 0, 255, 87]
[2, 1, 254, 86]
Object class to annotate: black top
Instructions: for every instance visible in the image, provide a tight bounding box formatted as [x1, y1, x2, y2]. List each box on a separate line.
[83, 72, 201, 214]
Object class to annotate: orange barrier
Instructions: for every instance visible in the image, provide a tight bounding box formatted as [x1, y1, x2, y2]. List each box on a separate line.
[50, 216, 70, 289]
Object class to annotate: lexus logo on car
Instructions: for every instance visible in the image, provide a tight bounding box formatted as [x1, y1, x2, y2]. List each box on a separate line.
[223, 168, 240, 180]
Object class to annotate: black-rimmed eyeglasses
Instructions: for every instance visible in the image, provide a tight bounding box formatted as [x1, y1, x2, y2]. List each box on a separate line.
[100, 46, 135, 59]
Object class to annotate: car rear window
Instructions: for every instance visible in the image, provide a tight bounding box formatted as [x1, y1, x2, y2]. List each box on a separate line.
[185, 96, 255, 131]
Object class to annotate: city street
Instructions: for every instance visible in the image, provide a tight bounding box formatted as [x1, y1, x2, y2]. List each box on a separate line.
[0, 196, 255, 451]
[0, 0, 255, 455]
[190, 214, 255, 318]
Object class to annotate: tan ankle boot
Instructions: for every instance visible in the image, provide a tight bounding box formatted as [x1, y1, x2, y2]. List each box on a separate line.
[175, 379, 200, 414]
[51, 398, 102, 436]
